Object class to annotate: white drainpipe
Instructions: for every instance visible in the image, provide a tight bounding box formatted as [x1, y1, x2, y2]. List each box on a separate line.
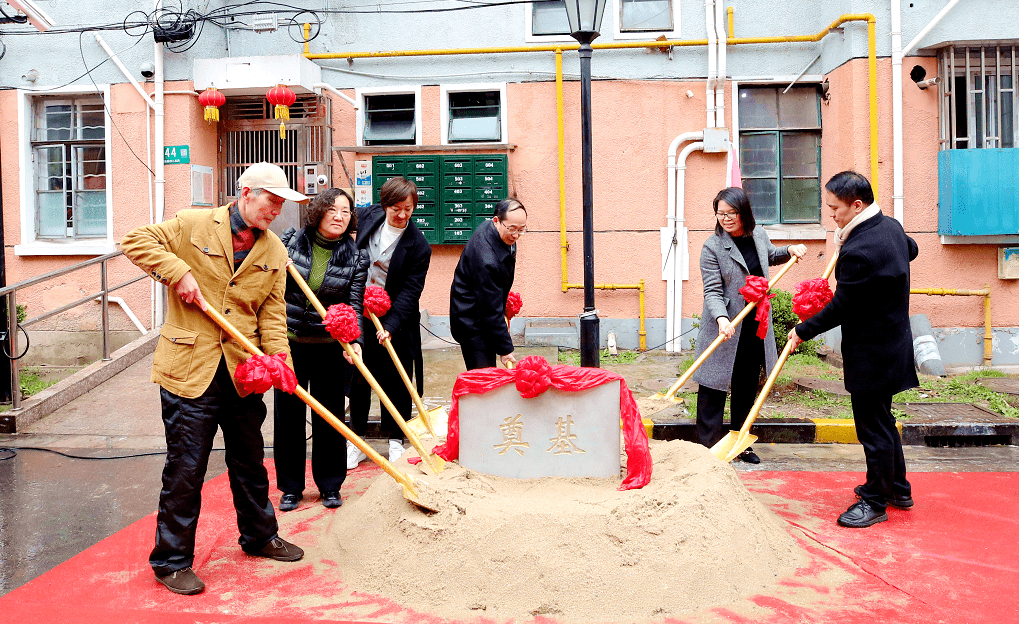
[714, 0, 726, 128]
[892, 0, 964, 225]
[313, 82, 358, 109]
[705, 0, 717, 128]
[665, 132, 705, 352]
[153, 0, 166, 328]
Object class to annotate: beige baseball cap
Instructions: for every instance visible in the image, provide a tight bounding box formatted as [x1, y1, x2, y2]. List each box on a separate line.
[237, 162, 309, 204]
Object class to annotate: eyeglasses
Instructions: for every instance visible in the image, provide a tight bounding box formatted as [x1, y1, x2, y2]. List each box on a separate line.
[716, 211, 739, 222]
[326, 208, 351, 217]
[500, 222, 527, 235]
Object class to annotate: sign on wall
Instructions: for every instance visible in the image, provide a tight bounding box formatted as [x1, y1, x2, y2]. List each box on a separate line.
[164, 145, 190, 165]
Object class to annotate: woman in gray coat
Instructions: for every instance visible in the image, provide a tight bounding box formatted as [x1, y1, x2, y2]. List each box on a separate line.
[692, 187, 806, 463]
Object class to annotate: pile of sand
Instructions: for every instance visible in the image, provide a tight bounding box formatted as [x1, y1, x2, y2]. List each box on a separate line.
[325, 440, 808, 623]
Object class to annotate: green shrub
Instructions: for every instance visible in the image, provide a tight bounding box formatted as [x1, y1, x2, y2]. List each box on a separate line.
[770, 288, 819, 354]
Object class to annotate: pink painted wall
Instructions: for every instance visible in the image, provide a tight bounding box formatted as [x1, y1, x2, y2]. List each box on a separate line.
[4, 58, 1016, 341]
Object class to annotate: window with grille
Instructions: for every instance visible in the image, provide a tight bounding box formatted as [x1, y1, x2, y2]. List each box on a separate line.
[937, 45, 1017, 150]
[738, 86, 822, 224]
[31, 97, 107, 239]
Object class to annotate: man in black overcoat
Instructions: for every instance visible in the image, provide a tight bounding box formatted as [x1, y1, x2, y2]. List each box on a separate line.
[789, 171, 919, 528]
[349, 177, 432, 466]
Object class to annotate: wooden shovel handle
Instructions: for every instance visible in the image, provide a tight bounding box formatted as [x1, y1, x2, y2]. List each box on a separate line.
[286, 265, 441, 474]
[202, 304, 418, 496]
[664, 254, 800, 400]
[368, 310, 437, 436]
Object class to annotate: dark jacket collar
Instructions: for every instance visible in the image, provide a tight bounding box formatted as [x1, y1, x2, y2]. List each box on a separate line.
[481, 218, 514, 260]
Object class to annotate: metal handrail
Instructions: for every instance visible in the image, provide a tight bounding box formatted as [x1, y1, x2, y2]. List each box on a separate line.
[5, 250, 144, 410]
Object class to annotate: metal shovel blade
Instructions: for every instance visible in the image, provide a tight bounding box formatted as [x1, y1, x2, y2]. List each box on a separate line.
[647, 392, 685, 404]
[710, 431, 758, 462]
[408, 406, 449, 439]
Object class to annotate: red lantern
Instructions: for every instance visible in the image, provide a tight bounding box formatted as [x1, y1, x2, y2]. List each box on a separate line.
[198, 87, 226, 123]
[266, 84, 297, 139]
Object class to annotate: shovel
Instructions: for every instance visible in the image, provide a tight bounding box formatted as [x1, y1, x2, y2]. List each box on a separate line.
[709, 252, 839, 461]
[202, 304, 440, 513]
[363, 308, 447, 439]
[286, 265, 445, 475]
[655, 255, 801, 403]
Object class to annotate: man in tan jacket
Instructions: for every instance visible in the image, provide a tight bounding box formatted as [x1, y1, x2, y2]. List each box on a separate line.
[122, 162, 308, 595]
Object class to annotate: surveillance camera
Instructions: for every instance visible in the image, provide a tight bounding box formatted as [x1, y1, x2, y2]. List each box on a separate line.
[140, 62, 155, 79]
[5, 0, 55, 32]
[316, 174, 329, 187]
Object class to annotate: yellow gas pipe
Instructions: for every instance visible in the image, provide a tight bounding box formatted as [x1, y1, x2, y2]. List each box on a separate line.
[910, 286, 993, 367]
[304, 13, 880, 354]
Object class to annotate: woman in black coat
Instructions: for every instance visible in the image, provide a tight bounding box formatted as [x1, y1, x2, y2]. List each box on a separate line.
[449, 198, 527, 370]
[274, 188, 368, 511]
[348, 177, 432, 468]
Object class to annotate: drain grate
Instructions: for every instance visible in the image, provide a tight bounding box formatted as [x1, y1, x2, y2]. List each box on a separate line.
[892, 402, 1001, 419]
[924, 434, 1012, 447]
[974, 377, 1019, 395]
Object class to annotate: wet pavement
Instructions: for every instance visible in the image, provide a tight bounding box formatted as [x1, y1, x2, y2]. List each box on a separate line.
[1, 338, 1017, 597]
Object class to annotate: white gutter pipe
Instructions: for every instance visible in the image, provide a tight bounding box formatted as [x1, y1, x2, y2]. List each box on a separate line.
[665, 131, 704, 352]
[892, 0, 964, 226]
[153, 0, 166, 327]
[714, 0, 726, 128]
[313, 82, 358, 109]
[94, 34, 155, 110]
[705, 0, 716, 128]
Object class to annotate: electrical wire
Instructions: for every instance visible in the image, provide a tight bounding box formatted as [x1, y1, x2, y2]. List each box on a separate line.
[1, 324, 30, 360]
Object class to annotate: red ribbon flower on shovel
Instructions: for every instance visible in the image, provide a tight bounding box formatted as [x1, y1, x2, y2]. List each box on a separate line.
[325, 303, 361, 343]
[364, 285, 392, 317]
[235, 353, 297, 394]
[738, 275, 775, 339]
[792, 277, 834, 321]
[505, 291, 523, 320]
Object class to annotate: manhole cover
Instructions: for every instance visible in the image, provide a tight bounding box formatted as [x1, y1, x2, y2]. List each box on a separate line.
[891, 402, 1001, 419]
[793, 377, 850, 396]
[974, 377, 1019, 395]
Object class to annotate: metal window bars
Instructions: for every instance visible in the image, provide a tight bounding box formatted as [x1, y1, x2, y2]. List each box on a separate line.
[939, 45, 1017, 150]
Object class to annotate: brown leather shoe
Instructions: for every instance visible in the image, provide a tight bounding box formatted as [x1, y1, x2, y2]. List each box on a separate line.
[155, 567, 205, 595]
[249, 537, 304, 562]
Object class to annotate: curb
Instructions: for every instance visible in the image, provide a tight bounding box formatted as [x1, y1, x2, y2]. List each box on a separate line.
[650, 418, 1019, 446]
[0, 333, 159, 434]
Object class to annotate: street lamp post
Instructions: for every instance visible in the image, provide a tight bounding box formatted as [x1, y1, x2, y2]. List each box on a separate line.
[565, 0, 607, 368]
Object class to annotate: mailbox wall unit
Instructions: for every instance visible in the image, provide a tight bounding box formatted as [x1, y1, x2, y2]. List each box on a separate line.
[372, 154, 508, 245]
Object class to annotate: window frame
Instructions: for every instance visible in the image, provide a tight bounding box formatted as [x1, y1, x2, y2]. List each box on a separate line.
[611, 0, 680, 40]
[524, 1, 576, 44]
[732, 78, 825, 230]
[439, 83, 509, 146]
[16, 86, 116, 257]
[938, 44, 1017, 150]
[355, 86, 423, 148]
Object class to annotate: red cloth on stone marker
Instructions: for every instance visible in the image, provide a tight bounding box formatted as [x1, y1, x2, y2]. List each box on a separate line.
[793, 277, 834, 321]
[739, 275, 775, 340]
[505, 291, 523, 320]
[364, 285, 392, 317]
[324, 303, 361, 343]
[432, 355, 652, 490]
[234, 353, 297, 394]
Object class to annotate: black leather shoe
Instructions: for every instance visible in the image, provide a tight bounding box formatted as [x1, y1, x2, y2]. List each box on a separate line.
[249, 537, 304, 562]
[854, 484, 914, 508]
[737, 448, 761, 464]
[837, 500, 888, 528]
[321, 491, 342, 508]
[279, 493, 302, 512]
[155, 567, 205, 595]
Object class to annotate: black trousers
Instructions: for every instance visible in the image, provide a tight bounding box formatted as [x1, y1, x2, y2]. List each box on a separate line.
[459, 335, 496, 370]
[349, 333, 410, 440]
[696, 325, 765, 448]
[273, 340, 349, 496]
[850, 392, 911, 513]
[150, 359, 278, 576]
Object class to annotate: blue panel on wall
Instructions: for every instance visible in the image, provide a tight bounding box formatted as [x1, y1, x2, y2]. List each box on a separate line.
[939, 148, 1019, 236]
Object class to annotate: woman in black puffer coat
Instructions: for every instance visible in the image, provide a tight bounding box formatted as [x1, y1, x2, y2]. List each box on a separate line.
[274, 188, 368, 512]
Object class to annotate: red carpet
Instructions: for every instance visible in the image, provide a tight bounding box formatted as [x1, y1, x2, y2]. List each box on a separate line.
[2, 464, 1015, 624]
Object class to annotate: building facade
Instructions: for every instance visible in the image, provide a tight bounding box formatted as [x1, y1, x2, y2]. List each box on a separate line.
[1, 0, 1017, 367]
